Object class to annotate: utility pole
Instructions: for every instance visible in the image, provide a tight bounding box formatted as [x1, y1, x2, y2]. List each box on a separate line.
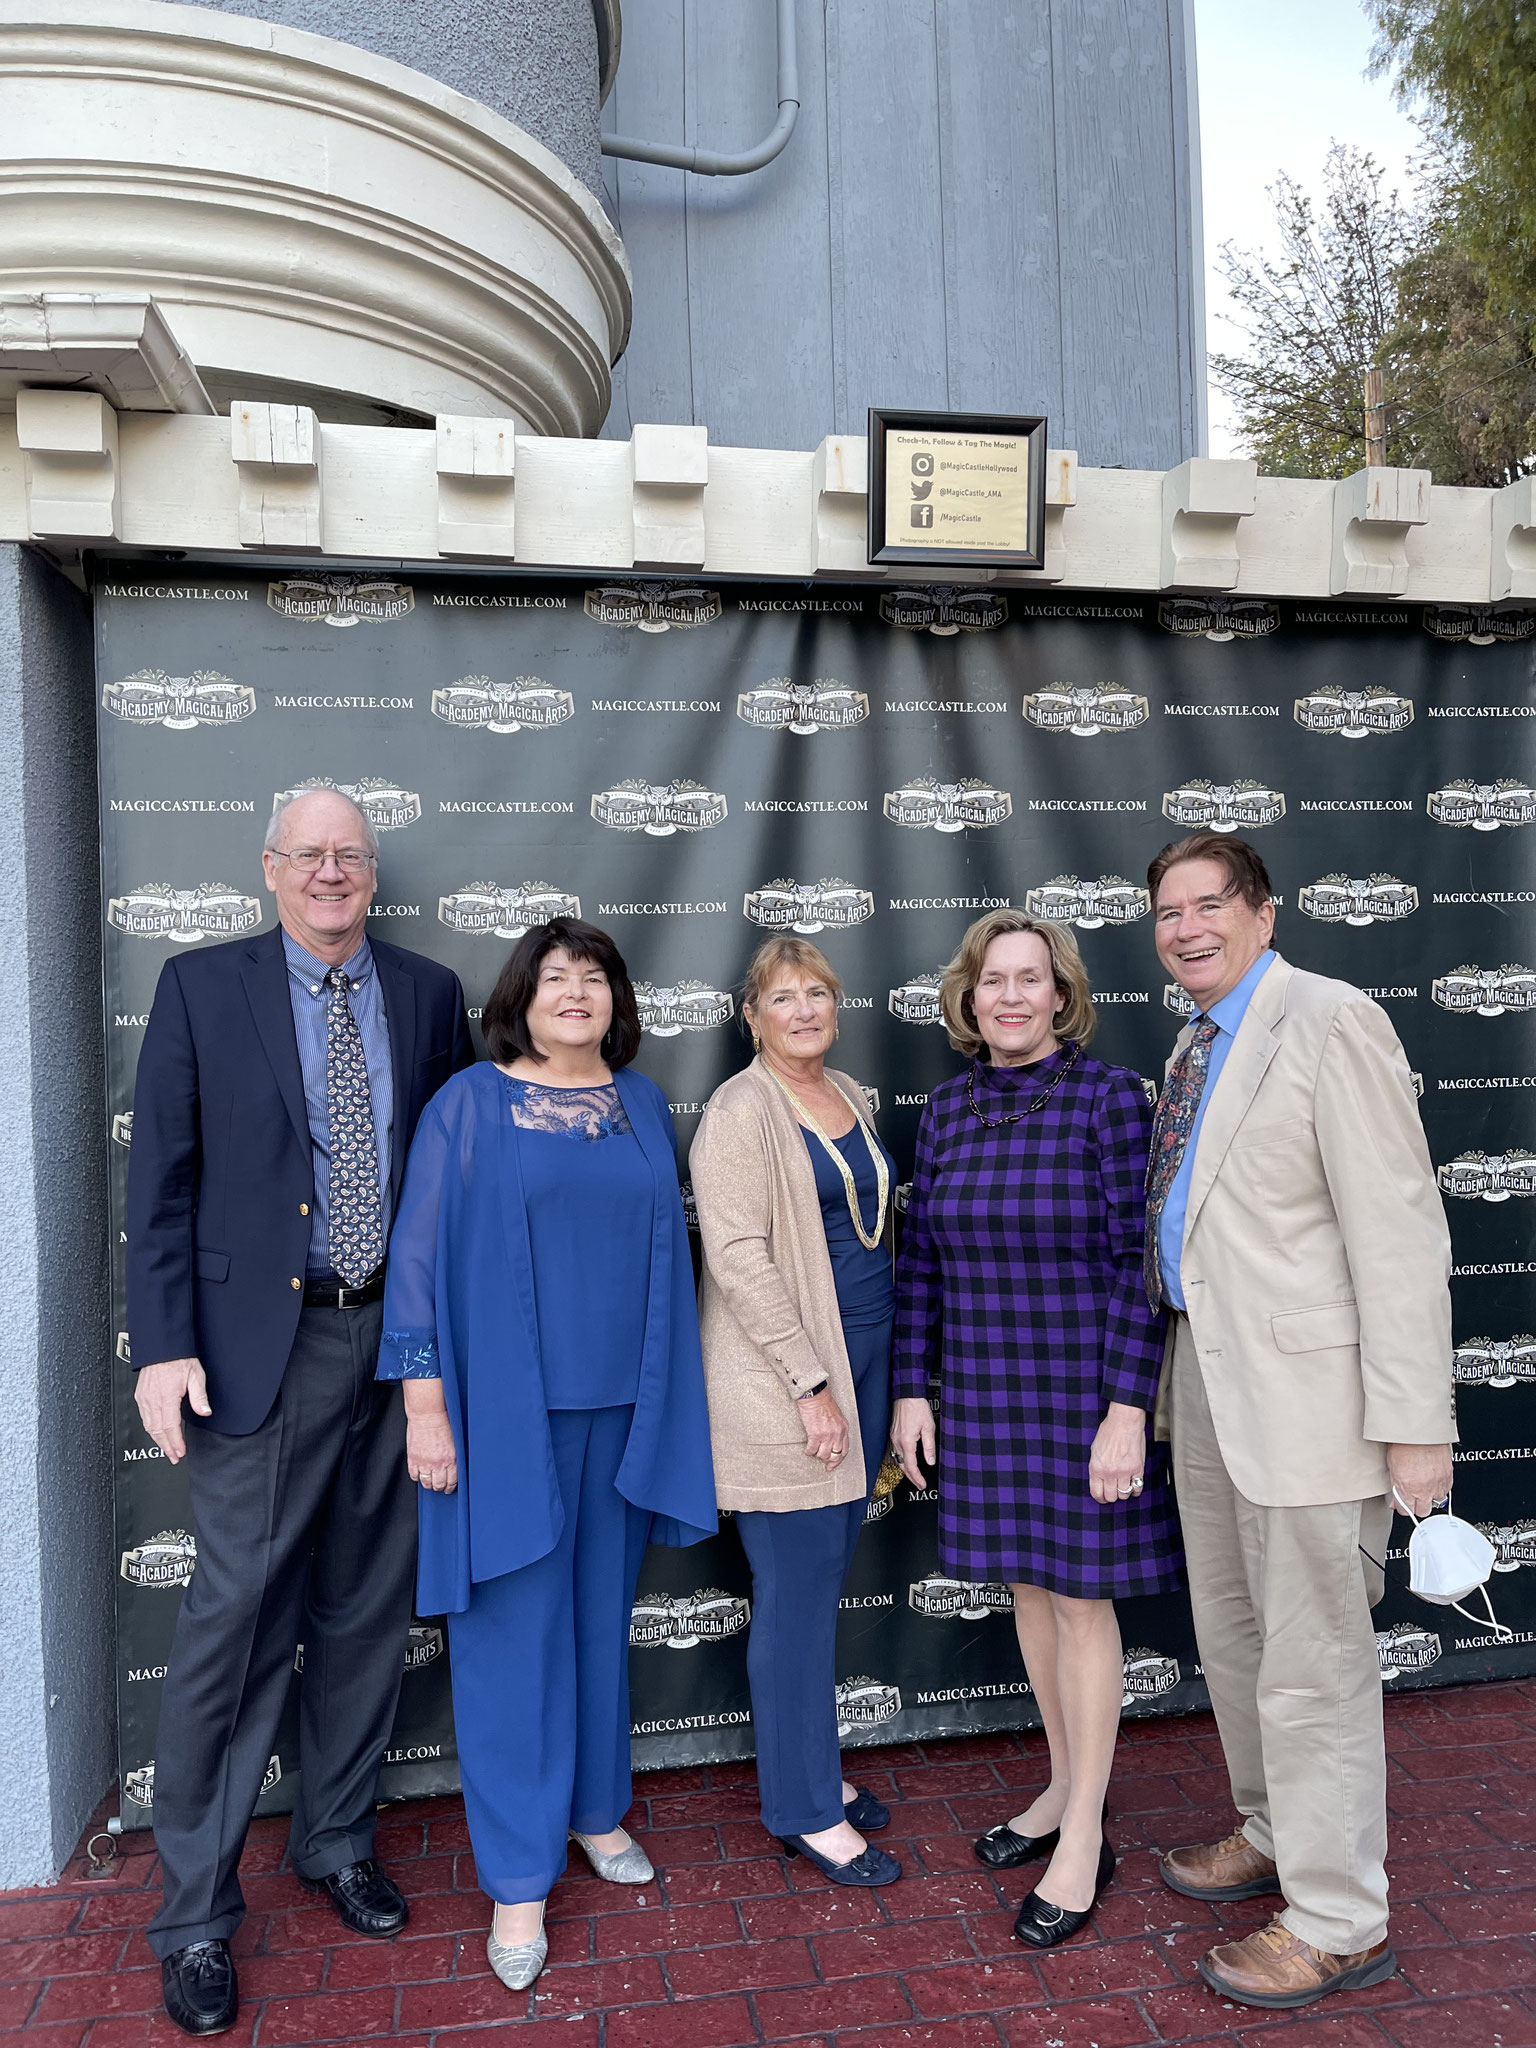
[1363, 366, 1387, 467]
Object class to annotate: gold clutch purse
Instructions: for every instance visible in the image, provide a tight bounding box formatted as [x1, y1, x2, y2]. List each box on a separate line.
[872, 1451, 905, 1499]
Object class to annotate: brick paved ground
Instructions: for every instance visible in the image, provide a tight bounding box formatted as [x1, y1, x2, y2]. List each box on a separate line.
[3, 1680, 1533, 2048]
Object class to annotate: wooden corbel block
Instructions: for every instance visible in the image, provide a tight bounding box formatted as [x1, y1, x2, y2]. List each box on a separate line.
[1329, 466, 1430, 595]
[435, 414, 516, 557]
[811, 434, 869, 574]
[1159, 457, 1257, 589]
[1014, 448, 1078, 584]
[15, 387, 120, 539]
[231, 401, 321, 549]
[1490, 477, 1536, 601]
[631, 423, 708, 567]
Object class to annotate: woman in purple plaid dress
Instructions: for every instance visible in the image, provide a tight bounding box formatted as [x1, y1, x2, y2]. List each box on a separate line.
[891, 910, 1182, 1950]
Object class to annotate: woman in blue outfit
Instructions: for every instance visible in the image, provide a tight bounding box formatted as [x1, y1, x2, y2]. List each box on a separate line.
[378, 918, 716, 1992]
[690, 937, 901, 1889]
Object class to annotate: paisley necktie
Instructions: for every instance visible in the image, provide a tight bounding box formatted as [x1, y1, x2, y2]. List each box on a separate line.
[325, 968, 384, 1286]
[1143, 1015, 1220, 1311]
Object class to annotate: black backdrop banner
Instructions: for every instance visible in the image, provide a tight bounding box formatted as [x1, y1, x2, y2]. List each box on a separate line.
[95, 568, 1536, 1829]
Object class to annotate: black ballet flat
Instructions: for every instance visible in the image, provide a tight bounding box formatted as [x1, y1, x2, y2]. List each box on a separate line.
[844, 1786, 891, 1831]
[975, 1821, 1059, 1870]
[778, 1834, 902, 1887]
[1012, 1837, 1116, 1949]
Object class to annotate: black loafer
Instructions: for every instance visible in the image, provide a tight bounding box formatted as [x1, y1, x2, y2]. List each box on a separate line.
[300, 1858, 409, 1938]
[844, 1786, 891, 1831]
[160, 1939, 238, 2036]
[975, 1821, 1059, 1870]
[1013, 1837, 1117, 1949]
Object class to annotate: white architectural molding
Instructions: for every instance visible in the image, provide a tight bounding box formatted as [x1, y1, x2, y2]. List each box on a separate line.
[1491, 477, 1536, 602]
[15, 387, 118, 540]
[631, 423, 708, 568]
[811, 436, 870, 576]
[1330, 466, 1432, 597]
[1159, 457, 1257, 589]
[0, 292, 211, 413]
[1014, 449, 1078, 586]
[230, 402, 321, 550]
[436, 415, 516, 558]
[0, 1, 631, 433]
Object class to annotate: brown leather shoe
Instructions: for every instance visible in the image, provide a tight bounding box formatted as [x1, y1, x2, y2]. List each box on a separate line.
[1159, 1826, 1281, 1901]
[1198, 1916, 1397, 2009]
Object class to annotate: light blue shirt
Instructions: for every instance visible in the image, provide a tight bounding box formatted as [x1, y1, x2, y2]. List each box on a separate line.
[1157, 949, 1276, 1310]
[283, 931, 394, 1279]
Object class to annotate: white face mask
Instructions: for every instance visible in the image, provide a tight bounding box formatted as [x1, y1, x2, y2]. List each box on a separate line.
[1393, 1488, 1511, 1637]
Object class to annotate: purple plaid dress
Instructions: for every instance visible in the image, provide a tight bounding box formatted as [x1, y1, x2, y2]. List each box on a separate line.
[893, 1048, 1183, 1597]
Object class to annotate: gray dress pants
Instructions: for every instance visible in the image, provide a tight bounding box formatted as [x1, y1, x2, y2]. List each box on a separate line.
[146, 1301, 417, 1959]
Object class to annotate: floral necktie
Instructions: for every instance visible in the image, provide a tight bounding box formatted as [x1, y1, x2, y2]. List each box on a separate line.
[1143, 1015, 1220, 1311]
[325, 968, 384, 1286]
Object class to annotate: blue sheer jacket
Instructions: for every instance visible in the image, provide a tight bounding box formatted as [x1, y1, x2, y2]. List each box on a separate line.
[377, 1062, 717, 1614]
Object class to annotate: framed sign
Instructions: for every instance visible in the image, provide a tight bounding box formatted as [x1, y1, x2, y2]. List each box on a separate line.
[867, 408, 1048, 568]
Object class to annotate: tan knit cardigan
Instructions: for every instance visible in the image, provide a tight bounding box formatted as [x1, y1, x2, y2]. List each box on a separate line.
[689, 1058, 895, 1513]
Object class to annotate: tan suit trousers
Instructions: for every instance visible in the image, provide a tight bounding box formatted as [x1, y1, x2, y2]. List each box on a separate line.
[1170, 1318, 1393, 1953]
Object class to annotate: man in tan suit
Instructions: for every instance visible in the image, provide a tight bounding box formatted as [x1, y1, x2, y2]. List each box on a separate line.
[1145, 831, 1453, 2011]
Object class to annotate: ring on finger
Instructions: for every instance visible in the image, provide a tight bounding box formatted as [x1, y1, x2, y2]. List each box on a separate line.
[1128, 1476, 1144, 1495]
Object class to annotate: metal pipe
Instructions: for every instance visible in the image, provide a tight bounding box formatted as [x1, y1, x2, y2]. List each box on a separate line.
[600, 0, 799, 176]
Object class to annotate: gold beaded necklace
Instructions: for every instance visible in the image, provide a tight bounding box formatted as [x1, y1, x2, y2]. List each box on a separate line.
[763, 1063, 890, 1250]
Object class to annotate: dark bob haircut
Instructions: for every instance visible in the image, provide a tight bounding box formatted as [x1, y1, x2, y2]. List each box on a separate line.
[481, 917, 642, 1069]
[1147, 831, 1273, 912]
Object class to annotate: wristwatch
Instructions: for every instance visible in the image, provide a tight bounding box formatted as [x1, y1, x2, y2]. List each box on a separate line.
[796, 1380, 828, 1401]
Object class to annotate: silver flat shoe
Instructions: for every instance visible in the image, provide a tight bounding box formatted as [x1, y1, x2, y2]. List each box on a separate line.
[569, 1828, 654, 1884]
[486, 1904, 546, 1991]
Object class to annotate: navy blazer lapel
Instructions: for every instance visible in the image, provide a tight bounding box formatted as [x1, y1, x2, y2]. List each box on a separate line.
[239, 927, 310, 1160]
[372, 941, 418, 1206]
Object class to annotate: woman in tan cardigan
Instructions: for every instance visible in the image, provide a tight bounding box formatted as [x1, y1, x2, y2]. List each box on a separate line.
[690, 936, 902, 1889]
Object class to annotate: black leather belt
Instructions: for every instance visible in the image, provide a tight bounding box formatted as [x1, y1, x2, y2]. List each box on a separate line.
[303, 1269, 385, 1309]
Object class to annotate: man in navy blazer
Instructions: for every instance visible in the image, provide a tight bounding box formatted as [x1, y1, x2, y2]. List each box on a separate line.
[127, 785, 473, 2035]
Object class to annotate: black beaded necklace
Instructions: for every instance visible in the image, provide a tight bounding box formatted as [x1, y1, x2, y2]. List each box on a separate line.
[965, 1040, 1082, 1127]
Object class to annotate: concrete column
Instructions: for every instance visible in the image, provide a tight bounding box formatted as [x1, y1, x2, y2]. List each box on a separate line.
[0, 542, 113, 1887]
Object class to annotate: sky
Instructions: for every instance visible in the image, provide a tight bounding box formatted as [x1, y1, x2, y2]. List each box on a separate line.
[1192, 0, 1424, 456]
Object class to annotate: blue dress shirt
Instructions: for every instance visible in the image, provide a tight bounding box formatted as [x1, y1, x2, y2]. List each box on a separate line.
[283, 930, 394, 1279]
[1157, 949, 1276, 1310]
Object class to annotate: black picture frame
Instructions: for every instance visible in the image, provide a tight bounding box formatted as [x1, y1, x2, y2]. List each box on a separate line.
[866, 407, 1048, 568]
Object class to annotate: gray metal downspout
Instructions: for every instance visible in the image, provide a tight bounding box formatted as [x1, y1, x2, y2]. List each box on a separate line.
[600, 0, 799, 175]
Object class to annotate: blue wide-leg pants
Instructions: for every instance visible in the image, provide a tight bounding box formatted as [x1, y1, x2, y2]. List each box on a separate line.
[734, 1319, 892, 1838]
[446, 1405, 650, 1903]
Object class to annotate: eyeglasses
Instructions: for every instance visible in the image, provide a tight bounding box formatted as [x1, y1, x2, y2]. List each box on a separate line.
[269, 847, 377, 875]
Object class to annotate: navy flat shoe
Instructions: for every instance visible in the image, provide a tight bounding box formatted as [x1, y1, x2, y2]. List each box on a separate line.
[1012, 1837, 1116, 1948]
[844, 1786, 891, 1831]
[779, 1834, 902, 1886]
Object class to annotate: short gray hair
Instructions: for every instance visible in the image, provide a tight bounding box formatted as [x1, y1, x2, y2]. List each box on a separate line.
[265, 782, 379, 857]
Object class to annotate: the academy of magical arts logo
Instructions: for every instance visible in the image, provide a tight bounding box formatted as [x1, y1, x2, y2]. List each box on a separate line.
[1452, 1335, 1536, 1388]
[102, 669, 255, 729]
[635, 982, 735, 1035]
[1022, 683, 1150, 736]
[1298, 875, 1418, 926]
[1293, 685, 1414, 737]
[1433, 965, 1536, 1017]
[1158, 596, 1280, 642]
[267, 575, 413, 626]
[1162, 779, 1286, 832]
[1422, 604, 1536, 646]
[1164, 984, 1198, 1018]
[629, 1589, 751, 1649]
[273, 776, 421, 831]
[835, 1675, 902, 1733]
[108, 884, 262, 943]
[112, 1111, 134, 1147]
[1377, 1621, 1442, 1679]
[122, 1754, 278, 1807]
[743, 878, 874, 933]
[1427, 779, 1536, 830]
[584, 582, 721, 631]
[736, 676, 870, 733]
[431, 675, 575, 732]
[591, 781, 728, 834]
[1438, 1149, 1536, 1201]
[883, 779, 1013, 832]
[908, 1575, 1014, 1620]
[1121, 1648, 1181, 1705]
[1023, 876, 1150, 930]
[888, 972, 945, 1024]
[438, 881, 581, 938]
[404, 1625, 444, 1670]
[879, 588, 1009, 635]
[1476, 1521, 1536, 1572]
[119, 1529, 197, 1588]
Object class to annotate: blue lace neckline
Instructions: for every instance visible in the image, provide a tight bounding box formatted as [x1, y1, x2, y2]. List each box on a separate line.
[501, 1074, 633, 1141]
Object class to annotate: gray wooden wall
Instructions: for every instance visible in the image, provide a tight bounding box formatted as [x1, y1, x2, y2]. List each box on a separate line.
[601, 0, 1205, 468]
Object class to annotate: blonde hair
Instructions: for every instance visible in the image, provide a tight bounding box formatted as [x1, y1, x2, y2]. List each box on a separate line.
[940, 909, 1096, 1058]
[742, 936, 844, 1021]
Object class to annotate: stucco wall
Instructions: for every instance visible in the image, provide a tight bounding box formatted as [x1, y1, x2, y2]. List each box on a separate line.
[0, 544, 112, 1887]
[197, 0, 606, 193]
